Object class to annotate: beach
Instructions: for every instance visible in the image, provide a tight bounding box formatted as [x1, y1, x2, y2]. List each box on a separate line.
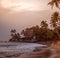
[11, 48, 52, 58]
[10, 42, 60, 58]
[0, 42, 60, 58]
[0, 42, 47, 58]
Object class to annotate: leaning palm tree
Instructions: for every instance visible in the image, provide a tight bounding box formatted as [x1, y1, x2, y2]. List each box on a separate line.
[48, 0, 60, 9]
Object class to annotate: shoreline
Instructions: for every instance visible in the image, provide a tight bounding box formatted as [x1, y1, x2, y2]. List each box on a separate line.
[0, 42, 60, 58]
[11, 42, 60, 58]
[10, 47, 58, 58]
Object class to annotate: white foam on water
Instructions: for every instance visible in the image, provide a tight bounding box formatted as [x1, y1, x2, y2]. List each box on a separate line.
[0, 42, 47, 57]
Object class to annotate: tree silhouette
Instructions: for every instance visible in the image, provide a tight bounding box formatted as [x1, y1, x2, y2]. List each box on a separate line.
[10, 29, 16, 33]
[54, 26, 60, 41]
[50, 11, 60, 28]
[9, 29, 21, 42]
[40, 21, 48, 29]
[48, 0, 60, 9]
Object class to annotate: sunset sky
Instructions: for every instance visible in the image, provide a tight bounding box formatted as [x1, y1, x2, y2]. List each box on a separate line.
[0, 0, 50, 11]
[0, 0, 60, 41]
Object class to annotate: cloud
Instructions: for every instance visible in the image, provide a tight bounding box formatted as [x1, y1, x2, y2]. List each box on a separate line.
[0, 0, 50, 12]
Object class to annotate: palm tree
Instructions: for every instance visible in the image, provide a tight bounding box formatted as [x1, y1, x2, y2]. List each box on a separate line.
[9, 29, 21, 42]
[50, 11, 60, 28]
[48, 0, 60, 9]
[10, 29, 16, 33]
[40, 21, 48, 28]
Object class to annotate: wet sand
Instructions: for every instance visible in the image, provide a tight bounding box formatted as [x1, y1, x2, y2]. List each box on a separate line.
[11, 42, 60, 58]
[10, 48, 57, 58]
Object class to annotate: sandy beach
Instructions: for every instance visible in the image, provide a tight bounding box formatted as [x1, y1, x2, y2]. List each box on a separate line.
[8, 42, 59, 58]
[10, 49, 54, 58]
[11, 48, 51, 58]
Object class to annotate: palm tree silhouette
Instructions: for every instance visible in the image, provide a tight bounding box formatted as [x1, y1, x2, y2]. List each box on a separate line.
[40, 21, 48, 28]
[50, 12, 60, 28]
[48, 0, 60, 9]
[10, 29, 16, 33]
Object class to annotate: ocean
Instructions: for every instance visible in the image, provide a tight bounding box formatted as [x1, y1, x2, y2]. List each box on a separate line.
[0, 42, 47, 58]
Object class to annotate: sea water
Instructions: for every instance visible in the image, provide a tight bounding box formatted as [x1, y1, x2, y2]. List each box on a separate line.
[0, 42, 47, 57]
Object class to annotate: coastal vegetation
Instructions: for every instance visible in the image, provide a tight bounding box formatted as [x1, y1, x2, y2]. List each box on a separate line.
[9, 0, 60, 44]
[48, 0, 60, 9]
[9, 11, 60, 43]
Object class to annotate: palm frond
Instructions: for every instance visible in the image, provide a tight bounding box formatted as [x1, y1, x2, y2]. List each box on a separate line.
[48, 1, 54, 8]
[48, 0, 60, 9]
